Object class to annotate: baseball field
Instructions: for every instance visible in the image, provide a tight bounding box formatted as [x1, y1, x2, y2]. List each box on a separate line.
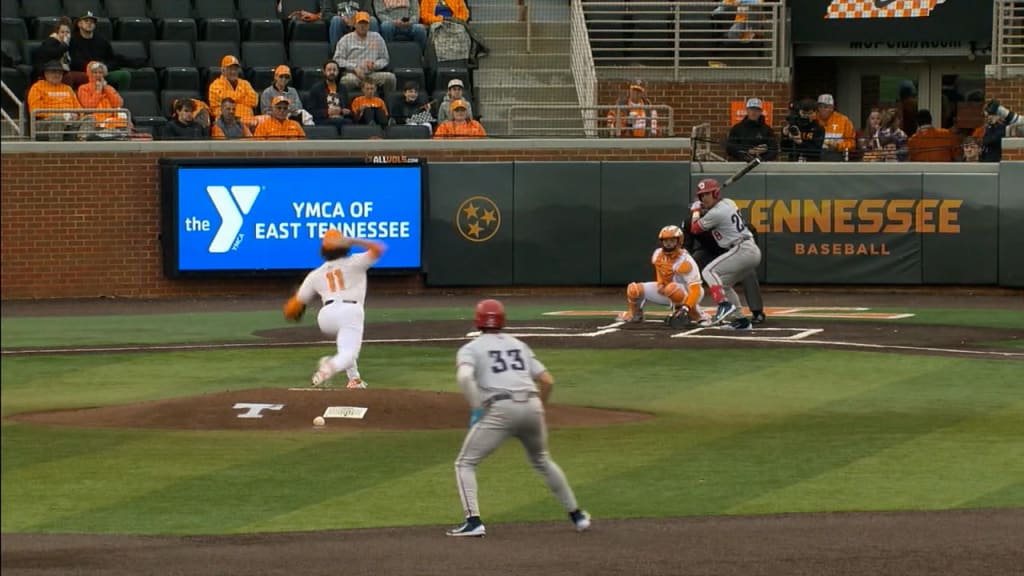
[1, 289, 1022, 575]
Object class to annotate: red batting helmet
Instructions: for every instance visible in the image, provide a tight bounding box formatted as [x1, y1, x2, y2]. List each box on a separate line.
[475, 299, 506, 330]
[696, 178, 721, 200]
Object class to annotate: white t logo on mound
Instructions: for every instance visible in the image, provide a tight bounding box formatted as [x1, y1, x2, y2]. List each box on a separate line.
[206, 186, 262, 253]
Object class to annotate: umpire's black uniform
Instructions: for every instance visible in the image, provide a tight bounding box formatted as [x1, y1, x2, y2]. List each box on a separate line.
[684, 224, 766, 323]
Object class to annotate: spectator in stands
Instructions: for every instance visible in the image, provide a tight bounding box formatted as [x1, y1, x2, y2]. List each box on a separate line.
[780, 98, 825, 162]
[421, 0, 488, 62]
[877, 108, 908, 161]
[308, 60, 354, 128]
[76, 61, 127, 137]
[861, 108, 907, 162]
[351, 79, 389, 128]
[979, 99, 1023, 162]
[334, 11, 397, 95]
[606, 80, 659, 138]
[389, 81, 432, 126]
[961, 136, 981, 162]
[208, 55, 259, 122]
[211, 98, 252, 139]
[712, 0, 761, 42]
[330, 1, 380, 54]
[189, 98, 212, 130]
[69, 11, 130, 91]
[254, 96, 307, 139]
[260, 65, 304, 118]
[434, 99, 485, 139]
[32, 18, 72, 83]
[725, 97, 778, 161]
[899, 80, 919, 136]
[28, 60, 93, 140]
[163, 98, 207, 140]
[437, 78, 472, 124]
[907, 109, 958, 162]
[376, 0, 428, 52]
[815, 94, 856, 160]
[420, 0, 469, 26]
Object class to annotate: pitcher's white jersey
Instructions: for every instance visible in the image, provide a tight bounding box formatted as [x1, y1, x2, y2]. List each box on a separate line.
[297, 251, 376, 305]
[697, 198, 754, 249]
[456, 333, 546, 407]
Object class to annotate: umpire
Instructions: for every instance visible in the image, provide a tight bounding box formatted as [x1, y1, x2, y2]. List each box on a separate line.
[684, 220, 766, 324]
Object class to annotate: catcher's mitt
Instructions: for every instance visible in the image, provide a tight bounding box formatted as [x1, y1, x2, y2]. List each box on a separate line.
[283, 296, 306, 322]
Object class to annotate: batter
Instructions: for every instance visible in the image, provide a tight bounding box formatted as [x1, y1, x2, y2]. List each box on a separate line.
[447, 299, 592, 537]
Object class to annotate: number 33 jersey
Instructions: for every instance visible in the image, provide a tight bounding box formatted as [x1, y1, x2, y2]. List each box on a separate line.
[457, 333, 546, 401]
[698, 198, 754, 249]
[297, 252, 377, 305]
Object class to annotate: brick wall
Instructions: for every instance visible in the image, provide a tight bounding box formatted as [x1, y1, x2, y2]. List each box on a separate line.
[0, 145, 690, 300]
[598, 79, 792, 157]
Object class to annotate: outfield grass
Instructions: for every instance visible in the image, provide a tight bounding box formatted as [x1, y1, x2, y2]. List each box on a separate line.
[2, 307, 1022, 535]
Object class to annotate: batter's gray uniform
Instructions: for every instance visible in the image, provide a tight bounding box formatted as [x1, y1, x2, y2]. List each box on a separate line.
[697, 198, 762, 310]
[454, 333, 581, 520]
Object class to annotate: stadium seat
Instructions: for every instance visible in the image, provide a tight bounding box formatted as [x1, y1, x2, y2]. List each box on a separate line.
[20, 0, 62, 20]
[149, 41, 194, 68]
[105, 0, 149, 19]
[21, 39, 41, 71]
[64, 0, 105, 18]
[288, 41, 329, 89]
[121, 90, 168, 129]
[160, 89, 201, 117]
[340, 124, 384, 139]
[1, 38, 20, 65]
[195, 0, 237, 20]
[160, 66, 201, 91]
[281, 0, 321, 14]
[115, 17, 156, 43]
[1, 0, 19, 19]
[160, 18, 199, 44]
[32, 16, 64, 40]
[112, 39, 158, 91]
[386, 124, 431, 139]
[151, 0, 196, 20]
[245, 18, 284, 43]
[201, 18, 241, 44]
[432, 63, 470, 95]
[237, 0, 279, 20]
[1, 17, 27, 44]
[288, 19, 327, 43]
[388, 42, 426, 93]
[304, 124, 339, 139]
[242, 41, 287, 68]
[195, 40, 240, 88]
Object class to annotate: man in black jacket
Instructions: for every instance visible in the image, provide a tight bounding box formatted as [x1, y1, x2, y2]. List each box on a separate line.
[307, 60, 354, 129]
[780, 98, 825, 162]
[69, 11, 130, 91]
[726, 98, 778, 162]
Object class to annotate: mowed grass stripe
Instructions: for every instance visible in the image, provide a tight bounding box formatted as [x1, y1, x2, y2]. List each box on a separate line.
[726, 404, 1024, 515]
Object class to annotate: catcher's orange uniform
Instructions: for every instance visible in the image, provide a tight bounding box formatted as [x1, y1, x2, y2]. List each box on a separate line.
[621, 247, 705, 323]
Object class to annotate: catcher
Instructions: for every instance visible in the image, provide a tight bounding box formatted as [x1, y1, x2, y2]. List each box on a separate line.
[618, 225, 708, 327]
[282, 230, 387, 388]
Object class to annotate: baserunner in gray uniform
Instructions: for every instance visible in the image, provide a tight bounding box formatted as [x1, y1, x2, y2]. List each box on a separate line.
[689, 178, 762, 329]
[446, 299, 592, 537]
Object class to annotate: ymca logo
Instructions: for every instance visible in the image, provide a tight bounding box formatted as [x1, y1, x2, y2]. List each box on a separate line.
[206, 185, 261, 253]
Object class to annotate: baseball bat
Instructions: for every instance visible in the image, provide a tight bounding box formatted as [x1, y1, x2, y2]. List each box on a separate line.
[722, 157, 762, 188]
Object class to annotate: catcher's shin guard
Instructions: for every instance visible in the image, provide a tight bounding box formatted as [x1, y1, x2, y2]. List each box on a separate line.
[660, 282, 686, 306]
[620, 282, 644, 323]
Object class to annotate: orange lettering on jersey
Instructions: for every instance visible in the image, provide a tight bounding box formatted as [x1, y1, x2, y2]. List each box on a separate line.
[326, 269, 346, 292]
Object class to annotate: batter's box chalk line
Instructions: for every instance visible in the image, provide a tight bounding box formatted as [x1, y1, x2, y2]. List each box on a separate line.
[672, 327, 824, 341]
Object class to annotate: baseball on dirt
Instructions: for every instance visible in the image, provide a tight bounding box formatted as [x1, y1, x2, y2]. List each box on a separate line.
[313, 416, 326, 427]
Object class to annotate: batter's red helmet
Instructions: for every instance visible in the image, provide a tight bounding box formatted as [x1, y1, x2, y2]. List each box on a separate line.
[696, 178, 721, 200]
[475, 299, 506, 330]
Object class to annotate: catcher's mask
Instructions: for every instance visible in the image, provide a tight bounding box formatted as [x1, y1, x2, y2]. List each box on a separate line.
[658, 225, 683, 252]
[475, 299, 506, 330]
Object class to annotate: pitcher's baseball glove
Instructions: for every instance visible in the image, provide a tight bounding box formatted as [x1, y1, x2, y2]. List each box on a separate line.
[283, 296, 306, 322]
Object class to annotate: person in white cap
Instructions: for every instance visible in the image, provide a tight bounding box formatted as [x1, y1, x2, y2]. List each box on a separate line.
[815, 94, 855, 159]
[437, 78, 473, 124]
[725, 97, 777, 162]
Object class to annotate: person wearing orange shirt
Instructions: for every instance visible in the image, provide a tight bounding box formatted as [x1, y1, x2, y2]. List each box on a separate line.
[606, 81, 659, 138]
[434, 99, 486, 139]
[208, 55, 259, 121]
[28, 60, 94, 140]
[815, 94, 856, 159]
[254, 96, 306, 139]
[350, 79, 389, 128]
[907, 109, 958, 162]
[420, 0, 469, 26]
[75, 61, 127, 133]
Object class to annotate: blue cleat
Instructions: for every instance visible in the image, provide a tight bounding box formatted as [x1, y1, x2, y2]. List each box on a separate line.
[713, 301, 738, 324]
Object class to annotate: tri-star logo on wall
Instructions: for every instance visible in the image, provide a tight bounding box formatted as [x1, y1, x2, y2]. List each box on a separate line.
[456, 196, 501, 243]
[825, 0, 948, 19]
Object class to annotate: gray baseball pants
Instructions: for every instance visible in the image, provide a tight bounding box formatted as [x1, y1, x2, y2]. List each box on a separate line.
[455, 396, 579, 518]
[702, 239, 762, 308]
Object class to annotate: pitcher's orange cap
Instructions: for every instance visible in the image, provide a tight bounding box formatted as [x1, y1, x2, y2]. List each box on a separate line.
[322, 229, 344, 249]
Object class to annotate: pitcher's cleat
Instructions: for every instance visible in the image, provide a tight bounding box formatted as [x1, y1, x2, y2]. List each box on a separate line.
[346, 378, 367, 389]
[570, 509, 592, 532]
[311, 356, 336, 387]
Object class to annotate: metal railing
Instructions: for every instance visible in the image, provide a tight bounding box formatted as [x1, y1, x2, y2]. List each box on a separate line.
[570, 0, 600, 137]
[1, 81, 27, 139]
[993, 0, 1024, 76]
[691, 122, 725, 162]
[507, 104, 673, 137]
[27, 108, 133, 141]
[581, 0, 786, 78]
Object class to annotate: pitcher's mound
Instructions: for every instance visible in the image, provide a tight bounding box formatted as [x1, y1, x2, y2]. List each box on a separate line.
[10, 388, 652, 431]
